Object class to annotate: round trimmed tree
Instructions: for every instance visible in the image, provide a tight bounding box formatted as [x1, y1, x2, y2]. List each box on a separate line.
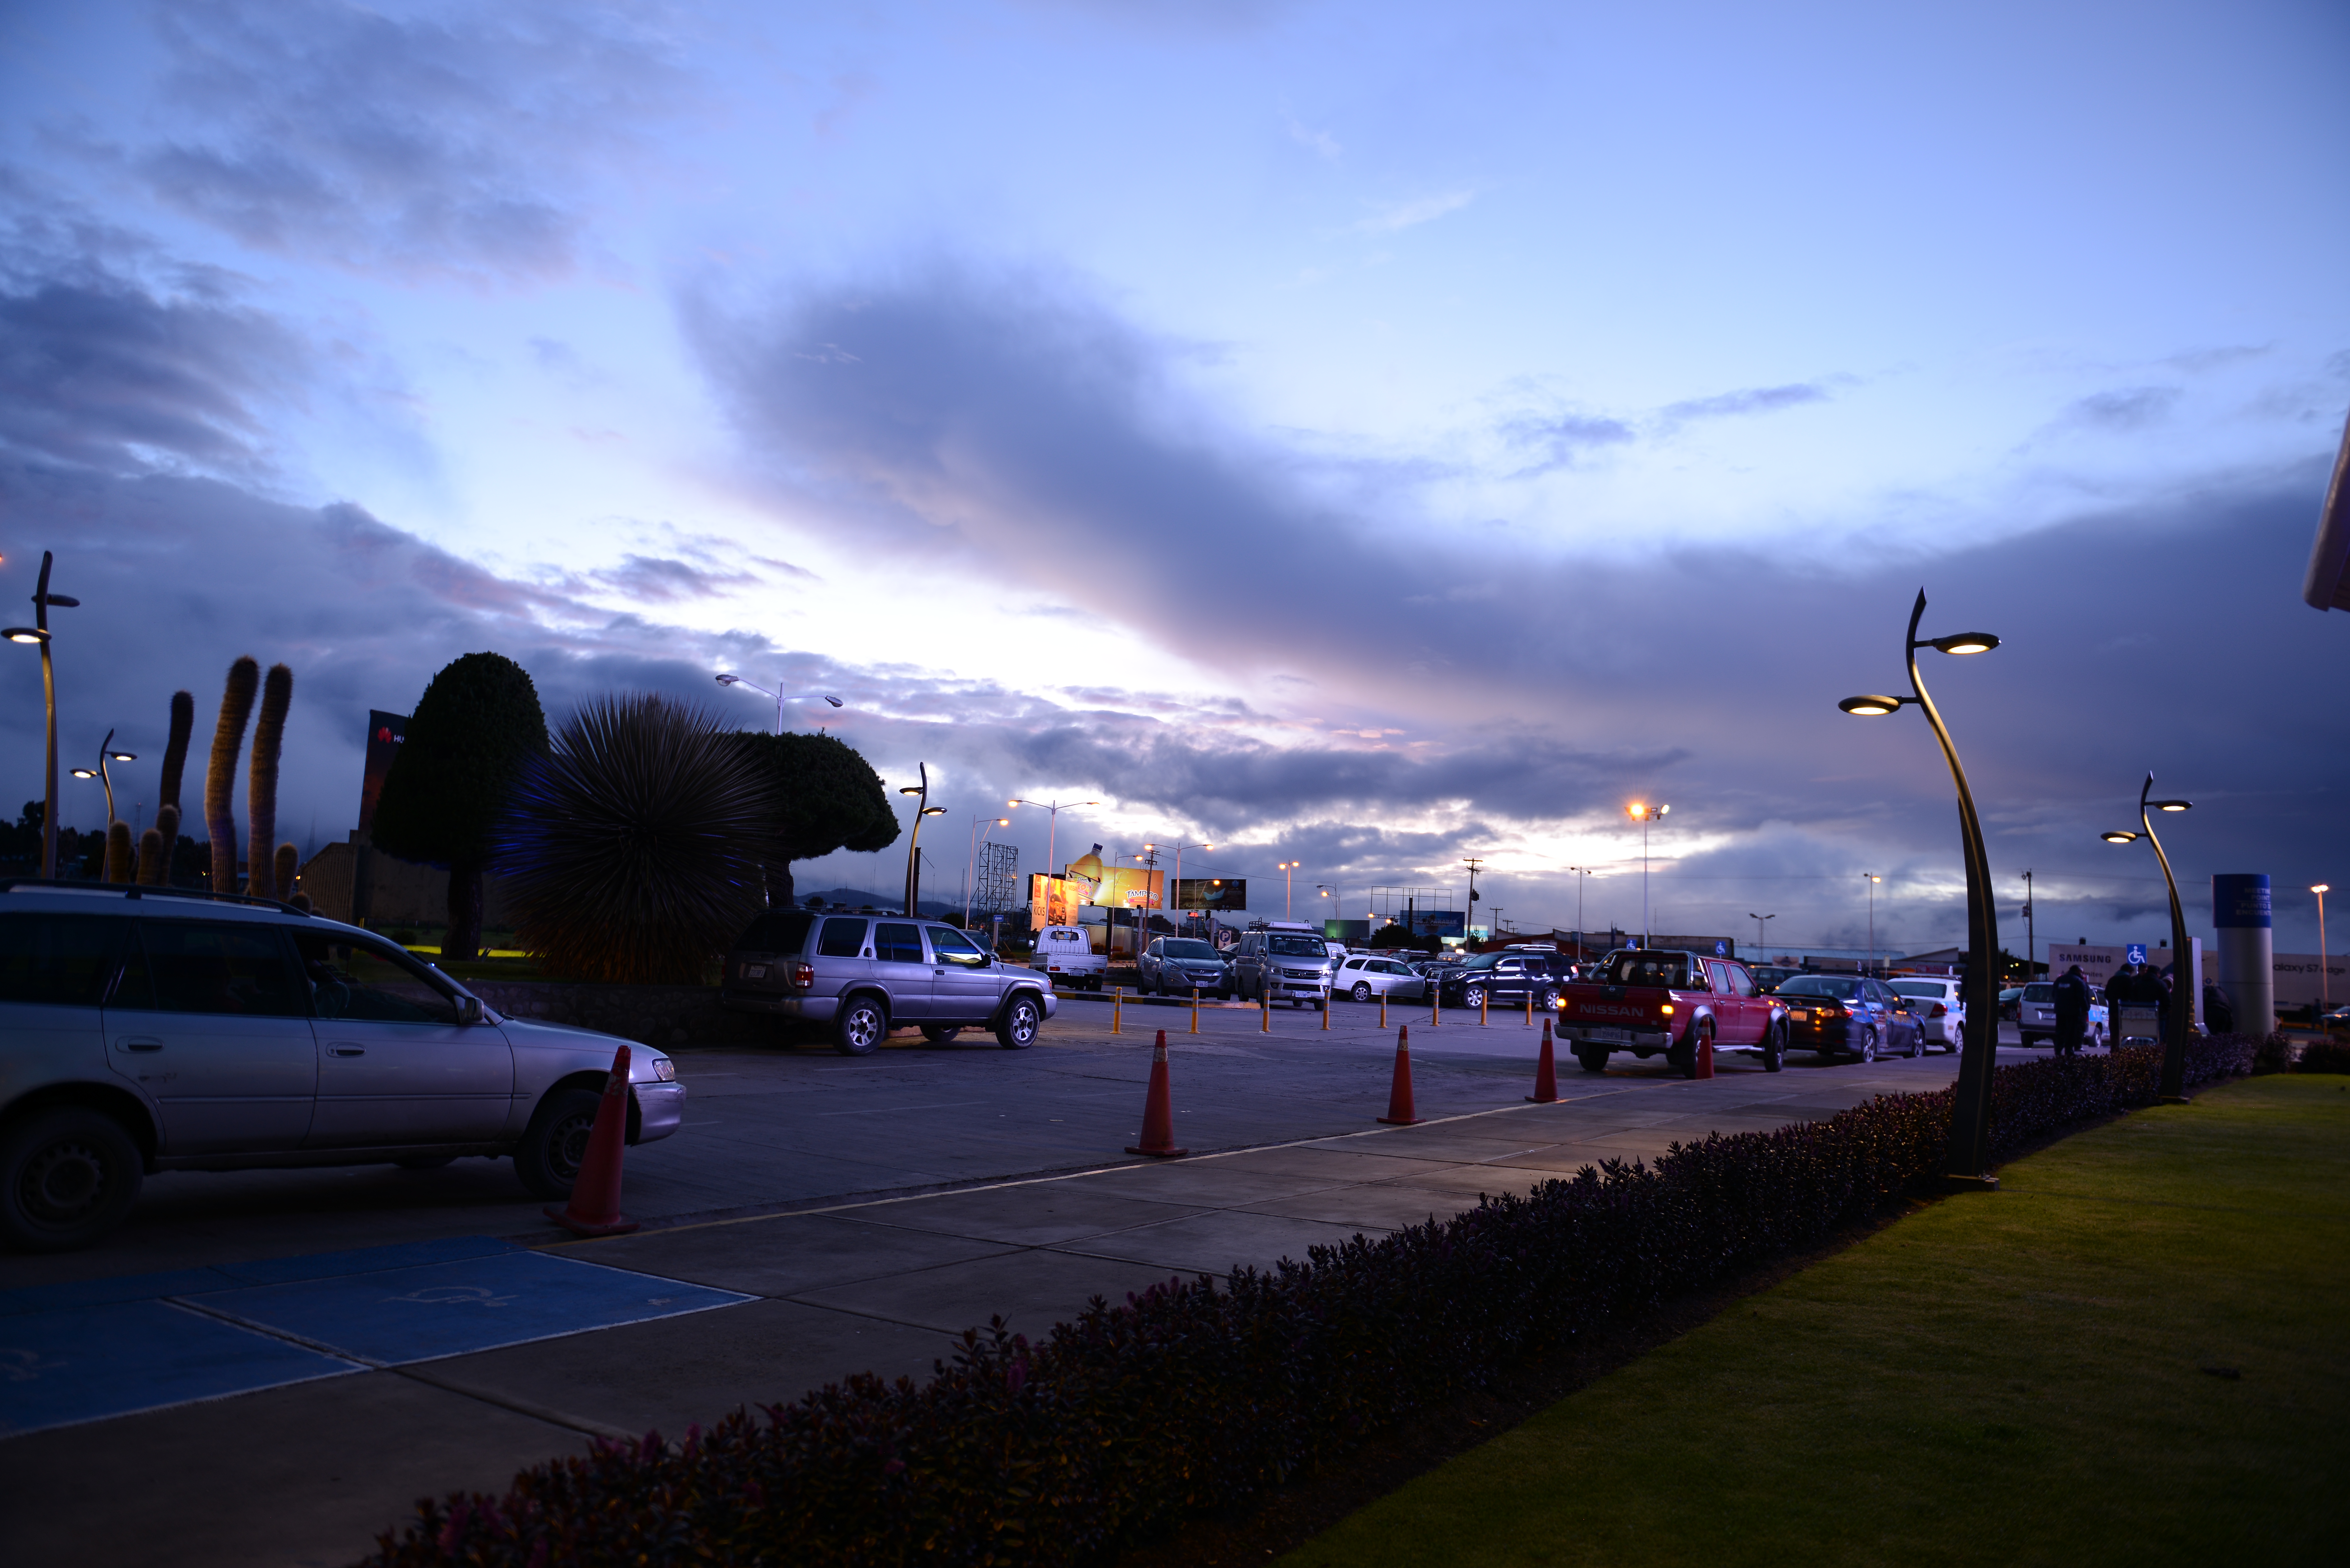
[735, 730, 899, 905]
[369, 652, 548, 961]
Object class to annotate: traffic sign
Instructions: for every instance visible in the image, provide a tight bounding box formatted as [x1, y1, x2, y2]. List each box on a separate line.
[2125, 943, 2148, 965]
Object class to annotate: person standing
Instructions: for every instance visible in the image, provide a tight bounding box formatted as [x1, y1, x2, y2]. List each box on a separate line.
[2204, 979, 2236, 1036]
[2052, 963, 2091, 1057]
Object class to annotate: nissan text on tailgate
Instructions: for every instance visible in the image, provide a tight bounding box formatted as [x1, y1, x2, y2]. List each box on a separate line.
[1555, 948, 1789, 1077]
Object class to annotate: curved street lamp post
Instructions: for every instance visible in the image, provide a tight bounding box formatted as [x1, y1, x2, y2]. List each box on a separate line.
[5, 551, 80, 878]
[70, 727, 140, 831]
[2100, 775, 2196, 1102]
[1749, 912, 1775, 957]
[1838, 590, 2003, 1189]
[897, 763, 948, 916]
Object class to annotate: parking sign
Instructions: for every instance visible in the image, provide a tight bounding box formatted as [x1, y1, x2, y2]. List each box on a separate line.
[2125, 943, 2148, 965]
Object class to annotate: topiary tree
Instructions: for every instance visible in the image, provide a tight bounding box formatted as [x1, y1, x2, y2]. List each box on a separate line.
[492, 695, 771, 984]
[370, 652, 548, 961]
[734, 730, 899, 905]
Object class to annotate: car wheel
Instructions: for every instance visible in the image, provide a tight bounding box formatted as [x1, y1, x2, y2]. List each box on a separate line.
[1352, 982, 1374, 1003]
[1762, 1021, 1786, 1073]
[1905, 1028, 1923, 1059]
[919, 1025, 962, 1045]
[0, 1106, 144, 1253]
[1464, 985, 1486, 1010]
[396, 1154, 456, 1170]
[515, 1085, 603, 1202]
[2020, 1032, 2043, 1049]
[996, 994, 1042, 1050]
[1680, 1021, 1713, 1079]
[835, 995, 887, 1056]
[1537, 987, 1559, 1011]
[1858, 1028, 1879, 1064]
[1575, 1048, 1610, 1073]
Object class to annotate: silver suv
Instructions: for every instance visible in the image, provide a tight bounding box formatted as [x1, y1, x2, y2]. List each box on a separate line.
[1232, 924, 1334, 1009]
[0, 880, 684, 1253]
[722, 909, 1058, 1054]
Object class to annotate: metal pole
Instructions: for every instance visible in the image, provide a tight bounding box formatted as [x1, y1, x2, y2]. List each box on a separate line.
[2319, 887, 2331, 1013]
[2139, 774, 2191, 1101]
[35, 552, 58, 878]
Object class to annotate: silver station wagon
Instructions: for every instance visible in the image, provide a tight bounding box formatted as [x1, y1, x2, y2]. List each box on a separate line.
[721, 908, 1059, 1054]
[0, 881, 685, 1252]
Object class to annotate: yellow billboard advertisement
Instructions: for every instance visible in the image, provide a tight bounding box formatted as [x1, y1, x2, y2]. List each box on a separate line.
[1061, 848, 1161, 910]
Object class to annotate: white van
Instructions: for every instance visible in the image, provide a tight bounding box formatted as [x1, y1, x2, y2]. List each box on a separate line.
[1032, 925, 1108, 990]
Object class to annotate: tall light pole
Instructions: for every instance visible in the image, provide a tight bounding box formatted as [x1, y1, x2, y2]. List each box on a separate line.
[1838, 590, 2003, 1188]
[1749, 912, 1775, 958]
[1278, 860, 1299, 919]
[1154, 840, 1211, 935]
[2316, 885, 2333, 1015]
[70, 728, 140, 830]
[2099, 775, 2194, 1101]
[964, 815, 1010, 927]
[1570, 866, 1594, 954]
[1625, 804, 1669, 946]
[714, 673, 843, 734]
[1009, 797, 1098, 893]
[897, 763, 947, 916]
[1861, 874, 1881, 975]
[5, 551, 79, 878]
[1462, 857, 1486, 937]
[2021, 869, 2036, 981]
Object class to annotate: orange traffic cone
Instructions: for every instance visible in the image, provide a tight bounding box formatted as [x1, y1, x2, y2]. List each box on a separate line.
[546, 1044, 640, 1237]
[1695, 1030, 1716, 1080]
[1127, 1029, 1188, 1157]
[1526, 1017, 1559, 1103]
[1377, 1024, 1425, 1125]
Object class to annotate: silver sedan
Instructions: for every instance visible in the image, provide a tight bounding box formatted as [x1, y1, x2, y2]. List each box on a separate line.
[1331, 954, 1431, 1003]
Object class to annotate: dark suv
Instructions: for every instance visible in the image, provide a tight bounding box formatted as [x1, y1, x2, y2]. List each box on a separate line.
[722, 909, 1058, 1055]
[1437, 949, 1572, 1011]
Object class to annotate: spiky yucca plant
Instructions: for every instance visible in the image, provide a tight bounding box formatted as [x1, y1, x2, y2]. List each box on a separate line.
[205, 659, 259, 893]
[104, 820, 133, 883]
[273, 842, 299, 903]
[246, 663, 293, 898]
[138, 804, 180, 887]
[492, 695, 771, 985]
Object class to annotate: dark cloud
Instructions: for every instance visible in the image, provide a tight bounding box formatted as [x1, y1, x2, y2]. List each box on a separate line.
[1499, 411, 1637, 475]
[584, 554, 758, 603]
[2060, 385, 2181, 432]
[1660, 381, 1832, 423]
[101, 0, 694, 285]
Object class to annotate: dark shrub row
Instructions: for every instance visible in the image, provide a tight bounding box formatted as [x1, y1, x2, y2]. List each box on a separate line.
[2296, 1037, 2350, 1075]
[367, 1036, 2254, 1568]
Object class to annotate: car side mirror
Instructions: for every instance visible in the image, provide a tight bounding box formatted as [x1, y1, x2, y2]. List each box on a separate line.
[457, 994, 485, 1026]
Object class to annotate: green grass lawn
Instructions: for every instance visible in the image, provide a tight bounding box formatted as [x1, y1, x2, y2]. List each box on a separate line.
[1284, 1075, 2350, 1568]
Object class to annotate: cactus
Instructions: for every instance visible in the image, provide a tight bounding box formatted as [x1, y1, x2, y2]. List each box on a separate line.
[273, 842, 299, 903]
[245, 663, 293, 898]
[152, 689, 194, 879]
[139, 804, 180, 886]
[104, 820, 133, 883]
[206, 658, 259, 894]
[135, 827, 165, 886]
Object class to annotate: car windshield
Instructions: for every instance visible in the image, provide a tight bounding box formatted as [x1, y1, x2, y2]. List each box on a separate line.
[1267, 935, 1326, 957]
[1460, 953, 1503, 970]
[1162, 940, 1218, 960]
[1779, 975, 1861, 999]
[2023, 984, 2053, 1002]
[1593, 952, 1691, 987]
[1888, 982, 1946, 999]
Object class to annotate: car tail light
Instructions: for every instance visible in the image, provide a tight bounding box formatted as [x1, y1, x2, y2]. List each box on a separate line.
[791, 963, 815, 990]
[1929, 1002, 1948, 1017]
[1817, 1002, 1846, 1018]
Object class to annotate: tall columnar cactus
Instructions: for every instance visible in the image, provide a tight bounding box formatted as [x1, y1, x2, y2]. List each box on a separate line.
[206, 659, 260, 894]
[152, 689, 194, 881]
[245, 663, 293, 899]
[273, 842, 299, 904]
[104, 820, 133, 883]
[138, 804, 180, 887]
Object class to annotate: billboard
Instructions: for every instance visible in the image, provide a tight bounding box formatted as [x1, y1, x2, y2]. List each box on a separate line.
[1406, 910, 1466, 940]
[1176, 877, 1247, 911]
[1029, 873, 1083, 929]
[358, 709, 408, 833]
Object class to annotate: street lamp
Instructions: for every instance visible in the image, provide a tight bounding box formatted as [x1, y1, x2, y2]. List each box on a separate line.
[964, 815, 1011, 928]
[1749, 912, 1775, 957]
[713, 673, 843, 735]
[1625, 804, 1670, 946]
[2097, 776, 2194, 1100]
[1009, 797, 1098, 890]
[2316, 885, 2332, 1015]
[1276, 860, 1300, 919]
[1862, 874, 1882, 976]
[1838, 589, 2003, 1188]
[1569, 866, 1595, 954]
[897, 763, 947, 915]
[1463, 857, 1485, 936]
[6, 552, 79, 878]
[71, 728, 140, 833]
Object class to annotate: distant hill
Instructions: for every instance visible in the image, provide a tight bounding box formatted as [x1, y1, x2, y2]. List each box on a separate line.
[797, 886, 969, 918]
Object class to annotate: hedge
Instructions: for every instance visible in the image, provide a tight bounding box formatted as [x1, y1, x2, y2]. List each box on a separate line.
[2296, 1037, 2350, 1075]
[365, 1036, 2255, 1567]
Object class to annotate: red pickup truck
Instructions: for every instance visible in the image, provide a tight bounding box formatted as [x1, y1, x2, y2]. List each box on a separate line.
[1555, 948, 1790, 1076]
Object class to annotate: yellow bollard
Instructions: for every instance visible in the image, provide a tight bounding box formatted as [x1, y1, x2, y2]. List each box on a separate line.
[1481, 993, 1489, 1026]
[1322, 992, 1331, 1029]
[1111, 987, 1122, 1034]
[1431, 989, 1441, 1027]
[1190, 987, 1200, 1034]
[1525, 992, 1534, 1027]
[1261, 988, 1271, 1032]
[1380, 993, 1388, 1029]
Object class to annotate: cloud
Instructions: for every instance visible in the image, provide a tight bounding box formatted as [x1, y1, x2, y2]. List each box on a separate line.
[584, 553, 759, 603]
[99, 0, 696, 285]
[2058, 385, 2181, 432]
[1354, 189, 1474, 234]
[1659, 381, 1832, 424]
[1282, 109, 1342, 162]
[1499, 410, 1638, 474]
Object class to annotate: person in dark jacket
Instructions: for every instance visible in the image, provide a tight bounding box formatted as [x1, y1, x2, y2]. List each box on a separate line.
[2203, 981, 2235, 1035]
[2052, 964, 2091, 1056]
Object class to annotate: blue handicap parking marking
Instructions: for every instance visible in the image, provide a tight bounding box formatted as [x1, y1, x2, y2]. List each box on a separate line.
[187, 1251, 753, 1366]
[0, 1299, 360, 1438]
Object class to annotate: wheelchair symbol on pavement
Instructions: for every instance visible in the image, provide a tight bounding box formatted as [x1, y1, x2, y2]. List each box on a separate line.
[386, 1285, 518, 1308]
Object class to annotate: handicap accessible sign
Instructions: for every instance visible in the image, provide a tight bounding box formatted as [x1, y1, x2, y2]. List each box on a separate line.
[2125, 943, 2148, 965]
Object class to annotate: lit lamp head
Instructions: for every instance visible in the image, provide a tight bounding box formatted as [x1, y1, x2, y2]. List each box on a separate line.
[2314, 883, 2331, 895]
[108, 749, 137, 763]
[1838, 695, 1905, 716]
[2150, 799, 2192, 813]
[1926, 632, 2000, 655]
[70, 767, 97, 780]
[3, 627, 47, 645]
[1625, 802, 1668, 821]
[2101, 831, 2139, 845]
[921, 806, 947, 818]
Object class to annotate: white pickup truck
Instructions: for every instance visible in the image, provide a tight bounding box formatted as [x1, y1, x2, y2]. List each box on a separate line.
[1031, 924, 1107, 991]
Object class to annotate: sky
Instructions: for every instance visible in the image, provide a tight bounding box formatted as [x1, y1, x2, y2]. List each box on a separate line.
[2, 0, 2346, 959]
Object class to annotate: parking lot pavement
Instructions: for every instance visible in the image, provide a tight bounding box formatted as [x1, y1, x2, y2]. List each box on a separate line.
[1, 999, 2049, 1567]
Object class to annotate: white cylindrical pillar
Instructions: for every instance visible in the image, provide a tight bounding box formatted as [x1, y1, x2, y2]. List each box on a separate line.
[2211, 874, 2274, 1037]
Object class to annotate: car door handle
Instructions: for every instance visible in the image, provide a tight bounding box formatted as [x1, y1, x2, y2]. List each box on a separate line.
[118, 1036, 163, 1052]
[328, 1044, 366, 1057]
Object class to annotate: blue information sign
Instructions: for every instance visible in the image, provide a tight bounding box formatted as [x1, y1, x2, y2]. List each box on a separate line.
[2125, 943, 2148, 965]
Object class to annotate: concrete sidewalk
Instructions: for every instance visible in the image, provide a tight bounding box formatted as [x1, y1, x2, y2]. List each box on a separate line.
[1, 1044, 1971, 1568]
